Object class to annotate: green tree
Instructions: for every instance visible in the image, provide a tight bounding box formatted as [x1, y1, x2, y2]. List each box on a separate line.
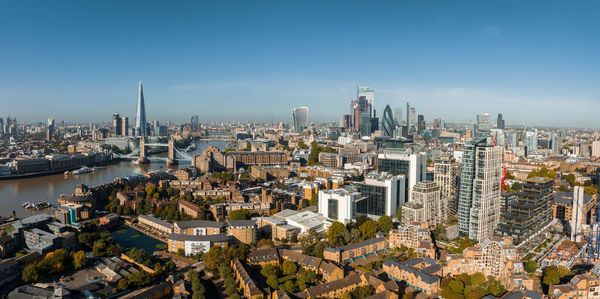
[542, 266, 560, 286]
[203, 246, 224, 272]
[117, 278, 129, 290]
[327, 221, 347, 245]
[228, 209, 251, 220]
[282, 280, 295, 293]
[282, 261, 297, 275]
[22, 262, 41, 282]
[261, 264, 281, 278]
[73, 250, 87, 269]
[468, 272, 486, 286]
[267, 275, 279, 289]
[396, 207, 403, 222]
[511, 182, 523, 192]
[449, 280, 464, 294]
[377, 215, 393, 234]
[359, 219, 378, 239]
[525, 260, 537, 273]
[565, 174, 576, 186]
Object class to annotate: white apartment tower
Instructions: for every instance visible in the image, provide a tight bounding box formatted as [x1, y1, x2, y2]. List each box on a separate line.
[457, 137, 503, 242]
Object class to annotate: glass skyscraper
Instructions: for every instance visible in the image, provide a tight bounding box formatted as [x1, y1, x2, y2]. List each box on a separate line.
[382, 105, 394, 137]
[135, 81, 147, 137]
[292, 107, 308, 133]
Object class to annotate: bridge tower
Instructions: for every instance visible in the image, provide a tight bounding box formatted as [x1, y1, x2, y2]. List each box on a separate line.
[138, 137, 149, 164]
[167, 138, 178, 166]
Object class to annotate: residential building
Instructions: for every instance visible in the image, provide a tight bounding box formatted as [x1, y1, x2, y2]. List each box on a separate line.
[388, 222, 436, 259]
[227, 220, 257, 244]
[247, 248, 280, 266]
[138, 214, 173, 235]
[323, 236, 387, 263]
[552, 191, 596, 225]
[457, 137, 503, 242]
[382, 258, 443, 295]
[167, 233, 229, 256]
[433, 155, 458, 216]
[280, 249, 344, 282]
[444, 236, 523, 285]
[497, 177, 554, 246]
[231, 259, 263, 299]
[173, 220, 224, 235]
[405, 181, 445, 226]
[177, 199, 202, 218]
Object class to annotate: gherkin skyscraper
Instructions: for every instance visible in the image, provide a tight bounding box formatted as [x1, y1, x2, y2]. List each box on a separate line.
[135, 81, 147, 137]
[382, 105, 394, 137]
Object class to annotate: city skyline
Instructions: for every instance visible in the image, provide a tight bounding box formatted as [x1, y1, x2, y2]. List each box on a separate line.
[0, 1, 599, 128]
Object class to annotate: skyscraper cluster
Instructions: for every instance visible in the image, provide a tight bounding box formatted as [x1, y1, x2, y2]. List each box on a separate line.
[345, 86, 378, 136]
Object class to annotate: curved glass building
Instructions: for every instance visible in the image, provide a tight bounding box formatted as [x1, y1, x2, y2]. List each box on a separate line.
[382, 105, 394, 137]
[292, 107, 308, 133]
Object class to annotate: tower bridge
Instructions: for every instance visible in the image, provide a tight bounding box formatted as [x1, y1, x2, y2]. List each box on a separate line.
[114, 137, 192, 165]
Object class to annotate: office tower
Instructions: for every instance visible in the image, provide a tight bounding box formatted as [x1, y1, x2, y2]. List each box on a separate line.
[190, 115, 199, 129]
[353, 171, 405, 219]
[0, 118, 3, 133]
[525, 130, 538, 155]
[394, 108, 403, 126]
[571, 186, 585, 241]
[382, 105, 394, 137]
[417, 115, 425, 134]
[490, 129, 505, 148]
[434, 155, 458, 216]
[112, 112, 122, 136]
[409, 181, 445, 226]
[357, 86, 374, 116]
[497, 177, 553, 245]
[359, 112, 371, 136]
[406, 103, 416, 132]
[476, 113, 492, 137]
[341, 114, 351, 130]
[377, 150, 426, 203]
[121, 117, 128, 136]
[135, 81, 147, 137]
[292, 107, 308, 133]
[550, 133, 560, 154]
[496, 113, 505, 129]
[47, 118, 55, 141]
[457, 137, 503, 242]
[317, 187, 364, 224]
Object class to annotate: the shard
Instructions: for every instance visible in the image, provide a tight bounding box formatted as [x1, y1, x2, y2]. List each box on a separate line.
[135, 81, 147, 137]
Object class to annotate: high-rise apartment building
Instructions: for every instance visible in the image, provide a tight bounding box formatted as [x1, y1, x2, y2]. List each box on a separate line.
[434, 155, 458, 216]
[377, 150, 426, 203]
[292, 107, 308, 133]
[457, 137, 503, 242]
[112, 112, 122, 136]
[135, 81, 147, 137]
[406, 181, 445, 226]
[525, 130, 538, 155]
[592, 141, 600, 157]
[121, 116, 128, 137]
[550, 133, 560, 154]
[382, 105, 394, 137]
[507, 132, 518, 148]
[497, 177, 553, 245]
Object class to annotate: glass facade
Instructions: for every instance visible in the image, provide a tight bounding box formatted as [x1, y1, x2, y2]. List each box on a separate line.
[328, 198, 338, 220]
[354, 183, 387, 216]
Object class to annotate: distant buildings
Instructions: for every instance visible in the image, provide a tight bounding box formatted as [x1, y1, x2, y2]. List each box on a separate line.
[476, 113, 492, 137]
[292, 107, 309, 133]
[457, 137, 503, 242]
[497, 113, 505, 129]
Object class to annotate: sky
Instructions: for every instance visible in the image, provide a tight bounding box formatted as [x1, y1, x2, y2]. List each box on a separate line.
[0, 0, 598, 128]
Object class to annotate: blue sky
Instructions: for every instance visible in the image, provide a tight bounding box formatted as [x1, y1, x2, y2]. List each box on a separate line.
[0, 0, 598, 127]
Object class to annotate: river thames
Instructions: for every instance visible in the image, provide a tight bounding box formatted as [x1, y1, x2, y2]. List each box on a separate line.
[0, 140, 230, 217]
